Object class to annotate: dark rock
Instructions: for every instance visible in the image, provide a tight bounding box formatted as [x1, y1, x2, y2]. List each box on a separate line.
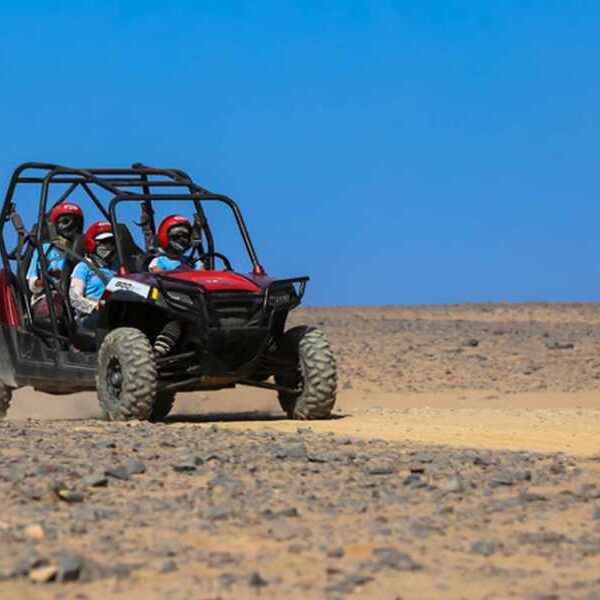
[489, 469, 530, 486]
[205, 504, 232, 521]
[124, 459, 146, 476]
[268, 519, 297, 541]
[327, 547, 345, 558]
[413, 452, 434, 463]
[594, 506, 600, 520]
[307, 452, 329, 463]
[545, 340, 574, 350]
[57, 489, 85, 503]
[82, 472, 108, 488]
[201, 452, 220, 463]
[20, 485, 44, 501]
[518, 491, 547, 503]
[93, 440, 116, 449]
[368, 464, 396, 475]
[57, 554, 83, 582]
[155, 539, 181, 557]
[373, 547, 422, 571]
[462, 338, 480, 347]
[249, 572, 268, 587]
[408, 463, 425, 474]
[207, 552, 238, 568]
[172, 461, 196, 473]
[471, 540, 496, 556]
[329, 573, 374, 593]
[275, 445, 307, 459]
[160, 560, 177, 573]
[403, 473, 421, 486]
[519, 531, 567, 545]
[105, 464, 130, 481]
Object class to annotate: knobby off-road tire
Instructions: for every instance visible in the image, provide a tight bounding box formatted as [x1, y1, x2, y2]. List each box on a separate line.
[97, 327, 157, 421]
[0, 384, 12, 419]
[275, 326, 337, 419]
[150, 391, 176, 420]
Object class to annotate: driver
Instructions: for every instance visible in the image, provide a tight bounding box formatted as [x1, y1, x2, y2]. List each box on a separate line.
[149, 215, 202, 272]
[69, 222, 117, 324]
[27, 202, 84, 299]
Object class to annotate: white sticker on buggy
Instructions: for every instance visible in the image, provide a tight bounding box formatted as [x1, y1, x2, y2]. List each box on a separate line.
[106, 278, 151, 298]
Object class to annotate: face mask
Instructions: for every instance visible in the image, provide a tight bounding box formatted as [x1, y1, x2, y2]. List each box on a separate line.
[95, 239, 115, 263]
[56, 214, 82, 241]
[168, 226, 191, 254]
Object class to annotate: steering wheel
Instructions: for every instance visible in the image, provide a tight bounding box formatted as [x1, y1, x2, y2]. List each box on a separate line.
[198, 252, 233, 271]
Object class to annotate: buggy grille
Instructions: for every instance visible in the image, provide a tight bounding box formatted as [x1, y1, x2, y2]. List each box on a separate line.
[209, 292, 263, 328]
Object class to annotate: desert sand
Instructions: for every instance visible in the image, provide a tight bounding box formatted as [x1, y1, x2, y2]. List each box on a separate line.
[1, 303, 600, 598]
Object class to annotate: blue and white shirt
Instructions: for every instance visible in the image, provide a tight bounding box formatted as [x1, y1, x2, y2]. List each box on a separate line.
[26, 243, 65, 280]
[148, 254, 202, 272]
[71, 262, 117, 300]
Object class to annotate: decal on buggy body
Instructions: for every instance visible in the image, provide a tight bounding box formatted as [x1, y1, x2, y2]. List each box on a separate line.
[106, 278, 151, 298]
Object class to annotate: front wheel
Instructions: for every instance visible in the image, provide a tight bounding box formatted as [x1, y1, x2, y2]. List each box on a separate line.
[97, 327, 157, 421]
[0, 384, 12, 419]
[275, 326, 337, 419]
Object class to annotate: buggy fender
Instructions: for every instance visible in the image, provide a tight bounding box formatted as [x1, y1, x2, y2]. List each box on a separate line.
[97, 290, 184, 331]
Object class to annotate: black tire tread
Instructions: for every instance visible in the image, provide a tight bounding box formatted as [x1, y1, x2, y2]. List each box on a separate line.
[96, 327, 157, 421]
[275, 326, 337, 420]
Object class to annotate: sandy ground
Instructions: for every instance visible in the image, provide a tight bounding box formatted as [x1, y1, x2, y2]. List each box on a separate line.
[1, 304, 600, 598]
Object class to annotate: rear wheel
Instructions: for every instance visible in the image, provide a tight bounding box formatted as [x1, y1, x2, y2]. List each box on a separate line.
[275, 326, 337, 419]
[151, 391, 176, 420]
[97, 327, 156, 421]
[0, 384, 12, 419]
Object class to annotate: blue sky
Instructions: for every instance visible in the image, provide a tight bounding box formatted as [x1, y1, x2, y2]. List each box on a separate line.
[0, 1, 599, 305]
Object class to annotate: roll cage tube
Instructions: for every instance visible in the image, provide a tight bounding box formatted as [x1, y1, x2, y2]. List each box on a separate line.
[108, 193, 263, 275]
[0, 162, 266, 316]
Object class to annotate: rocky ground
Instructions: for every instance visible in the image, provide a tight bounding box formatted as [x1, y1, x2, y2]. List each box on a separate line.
[1, 304, 600, 599]
[297, 303, 600, 394]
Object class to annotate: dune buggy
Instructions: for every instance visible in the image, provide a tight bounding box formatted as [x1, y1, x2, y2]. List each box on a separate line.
[0, 162, 337, 420]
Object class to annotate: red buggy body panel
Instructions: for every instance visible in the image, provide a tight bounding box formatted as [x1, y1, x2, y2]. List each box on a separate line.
[0, 269, 21, 326]
[162, 270, 265, 293]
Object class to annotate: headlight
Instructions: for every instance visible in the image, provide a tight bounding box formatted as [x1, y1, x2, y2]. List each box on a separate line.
[166, 291, 195, 307]
[267, 289, 294, 308]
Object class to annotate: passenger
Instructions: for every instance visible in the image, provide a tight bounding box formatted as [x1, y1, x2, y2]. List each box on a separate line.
[27, 202, 84, 299]
[149, 215, 202, 272]
[69, 222, 117, 325]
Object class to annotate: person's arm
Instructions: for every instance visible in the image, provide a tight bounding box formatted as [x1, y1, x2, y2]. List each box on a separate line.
[70, 278, 98, 314]
[26, 249, 43, 293]
[69, 264, 98, 314]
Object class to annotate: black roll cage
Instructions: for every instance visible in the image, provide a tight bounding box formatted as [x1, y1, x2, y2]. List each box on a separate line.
[0, 161, 263, 274]
[0, 162, 265, 346]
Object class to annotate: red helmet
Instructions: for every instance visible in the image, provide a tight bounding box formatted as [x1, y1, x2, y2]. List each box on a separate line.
[49, 202, 83, 224]
[85, 221, 113, 253]
[157, 215, 192, 250]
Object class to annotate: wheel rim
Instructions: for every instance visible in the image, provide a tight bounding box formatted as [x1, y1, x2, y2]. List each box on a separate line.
[106, 357, 123, 406]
